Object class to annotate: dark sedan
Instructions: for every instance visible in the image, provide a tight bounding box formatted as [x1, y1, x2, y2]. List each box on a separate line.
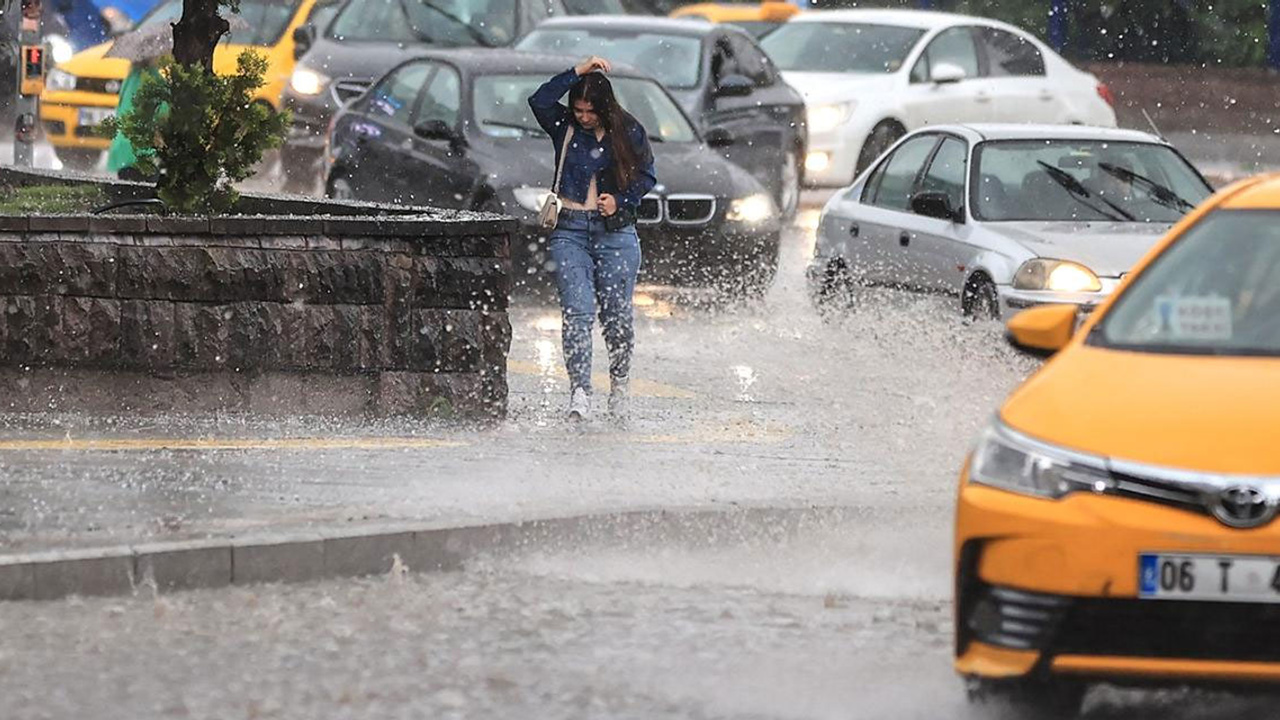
[515, 16, 807, 218]
[325, 50, 782, 295]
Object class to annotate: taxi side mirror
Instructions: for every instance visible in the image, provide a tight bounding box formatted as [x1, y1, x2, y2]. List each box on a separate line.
[1005, 304, 1078, 358]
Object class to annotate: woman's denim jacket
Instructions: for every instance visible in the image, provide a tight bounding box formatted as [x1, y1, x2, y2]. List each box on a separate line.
[528, 69, 658, 213]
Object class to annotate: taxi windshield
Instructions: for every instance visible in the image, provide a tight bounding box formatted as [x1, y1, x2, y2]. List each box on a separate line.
[1097, 209, 1280, 356]
[140, 0, 301, 46]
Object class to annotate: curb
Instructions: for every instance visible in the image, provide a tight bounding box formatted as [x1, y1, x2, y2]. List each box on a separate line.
[0, 505, 868, 602]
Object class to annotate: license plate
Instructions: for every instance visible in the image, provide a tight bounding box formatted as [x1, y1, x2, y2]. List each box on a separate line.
[78, 108, 115, 127]
[1140, 553, 1280, 603]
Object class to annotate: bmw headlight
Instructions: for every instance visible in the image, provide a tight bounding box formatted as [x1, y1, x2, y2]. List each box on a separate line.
[1013, 259, 1102, 293]
[969, 421, 1114, 499]
[807, 102, 854, 133]
[727, 193, 775, 224]
[513, 186, 553, 213]
[45, 68, 77, 92]
[290, 66, 330, 96]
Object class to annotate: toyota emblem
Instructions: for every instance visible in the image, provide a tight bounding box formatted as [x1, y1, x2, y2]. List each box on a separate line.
[1211, 485, 1276, 529]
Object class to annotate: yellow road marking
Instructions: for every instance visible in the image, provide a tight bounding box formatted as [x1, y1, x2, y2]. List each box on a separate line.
[507, 360, 696, 399]
[0, 437, 466, 452]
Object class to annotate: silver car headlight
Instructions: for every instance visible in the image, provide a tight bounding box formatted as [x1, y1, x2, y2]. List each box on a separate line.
[1012, 259, 1103, 293]
[726, 193, 774, 224]
[969, 421, 1114, 499]
[290, 66, 330, 96]
[513, 186, 553, 213]
[45, 68, 77, 92]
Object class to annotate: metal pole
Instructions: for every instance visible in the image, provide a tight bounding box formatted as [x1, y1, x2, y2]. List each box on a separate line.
[13, 0, 41, 167]
[1049, 0, 1069, 54]
[1269, 0, 1280, 69]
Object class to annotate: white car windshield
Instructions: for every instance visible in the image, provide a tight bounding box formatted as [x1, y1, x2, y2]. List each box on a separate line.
[973, 140, 1212, 223]
[1097, 210, 1280, 356]
[760, 22, 925, 73]
[517, 29, 704, 89]
[473, 74, 697, 143]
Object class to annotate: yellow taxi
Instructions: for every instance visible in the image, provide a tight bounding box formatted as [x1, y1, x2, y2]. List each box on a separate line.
[40, 0, 315, 170]
[669, 1, 799, 37]
[956, 172, 1280, 717]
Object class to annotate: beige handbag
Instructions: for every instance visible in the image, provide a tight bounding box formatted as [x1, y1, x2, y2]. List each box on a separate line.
[539, 125, 575, 230]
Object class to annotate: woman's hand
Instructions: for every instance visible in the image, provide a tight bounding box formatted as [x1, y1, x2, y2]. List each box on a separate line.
[597, 193, 618, 217]
[575, 56, 612, 76]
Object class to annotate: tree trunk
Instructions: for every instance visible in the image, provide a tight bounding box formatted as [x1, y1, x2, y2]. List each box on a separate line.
[171, 0, 228, 69]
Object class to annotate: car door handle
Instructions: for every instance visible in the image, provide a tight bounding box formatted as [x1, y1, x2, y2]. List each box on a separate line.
[848, 223, 859, 238]
[899, 231, 911, 248]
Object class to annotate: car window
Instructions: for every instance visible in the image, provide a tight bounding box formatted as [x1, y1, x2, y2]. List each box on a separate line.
[859, 159, 890, 203]
[870, 135, 939, 211]
[1098, 210, 1280, 356]
[980, 27, 1045, 77]
[368, 62, 432, 126]
[517, 29, 703, 89]
[726, 33, 773, 86]
[918, 137, 967, 214]
[329, 0, 517, 46]
[415, 65, 461, 127]
[711, 38, 745, 83]
[911, 26, 979, 83]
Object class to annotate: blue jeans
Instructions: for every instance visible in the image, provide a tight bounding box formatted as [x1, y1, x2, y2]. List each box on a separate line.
[548, 209, 642, 393]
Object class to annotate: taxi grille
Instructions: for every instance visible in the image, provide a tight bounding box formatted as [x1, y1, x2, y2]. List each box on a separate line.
[1056, 598, 1280, 663]
[44, 120, 66, 136]
[75, 77, 123, 94]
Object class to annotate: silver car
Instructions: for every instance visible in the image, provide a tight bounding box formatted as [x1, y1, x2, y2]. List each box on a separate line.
[808, 124, 1215, 318]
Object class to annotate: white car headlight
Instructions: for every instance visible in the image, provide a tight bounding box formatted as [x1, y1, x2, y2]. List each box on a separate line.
[726, 193, 775, 224]
[513, 186, 553, 213]
[969, 421, 1114, 499]
[290, 66, 330, 96]
[45, 68, 77, 92]
[1013, 259, 1103, 293]
[807, 102, 854, 134]
[47, 35, 75, 65]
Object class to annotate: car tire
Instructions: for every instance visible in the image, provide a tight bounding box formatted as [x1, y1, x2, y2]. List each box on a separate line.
[811, 258, 865, 316]
[962, 274, 1001, 321]
[325, 174, 355, 201]
[855, 121, 904, 177]
[56, 148, 101, 173]
[776, 149, 802, 220]
[740, 236, 780, 299]
[966, 676, 1086, 719]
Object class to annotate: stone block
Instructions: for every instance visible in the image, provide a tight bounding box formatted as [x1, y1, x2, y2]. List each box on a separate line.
[1, 295, 60, 367]
[90, 215, 147, 233]
[232, 535, 325, 586]
[145, 216, 210, 234]
[60, 296, 121, 366]
[480, 311, 512, 366]
[173, 302, 229, 370]
[302, 374, 371, 416]
[209, 216, 266, 235]
[306, 235, 342, 251]
[246, 373, 310, 414]
[418, 256, 507, 310]
[33, 549, 135, 600]
[0, 561, 35, 600]
[29, 215, 89, 232]
[119, 300, 175, 371]
[0, 216, 29, 231]
[409, 309, 481, 373]
[323, 531, 416, 578]
[134, 541, 233, 592]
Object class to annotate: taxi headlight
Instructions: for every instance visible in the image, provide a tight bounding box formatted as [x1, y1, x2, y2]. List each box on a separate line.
[807, 102, 854, 133]
[1013, 259, 1103, 293]
[513, 186, 553, 213]
[290, 66, 329, 96]
[47, 35, 75, 65]
[727, 193, 774, 224]
[45, 68, 77, 91]
[969, 421, 1114, 500]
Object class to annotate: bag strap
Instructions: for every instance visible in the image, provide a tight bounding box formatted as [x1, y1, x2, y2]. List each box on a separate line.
[552, 124, 574, 196]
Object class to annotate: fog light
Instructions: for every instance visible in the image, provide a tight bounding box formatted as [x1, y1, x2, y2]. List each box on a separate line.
[805, 152, 830, 173]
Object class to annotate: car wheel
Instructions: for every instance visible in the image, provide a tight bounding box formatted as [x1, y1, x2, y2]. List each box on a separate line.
[855, 121, 904, 177]
[776, 149, 802, 220]
[56, 148, 101, 172]
[326, 175, 355, 201]
[811, 258, 865, 316]
[966, 676, 1086, 719]
[962, 274, 1000, 321]
[740, 236, 780, 299]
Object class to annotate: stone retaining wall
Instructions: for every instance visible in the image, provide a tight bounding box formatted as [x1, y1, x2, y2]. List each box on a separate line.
[0, 213, 515, 419]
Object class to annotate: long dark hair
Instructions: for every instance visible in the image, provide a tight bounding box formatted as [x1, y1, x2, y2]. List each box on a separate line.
[568, 73, 645, 189]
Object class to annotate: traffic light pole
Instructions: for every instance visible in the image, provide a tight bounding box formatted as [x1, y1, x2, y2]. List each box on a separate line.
[8, 0, 41, 167]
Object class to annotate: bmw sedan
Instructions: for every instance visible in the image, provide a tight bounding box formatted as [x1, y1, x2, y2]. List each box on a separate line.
[808, 125, 1214, 319]
[325, 50, 782, 294]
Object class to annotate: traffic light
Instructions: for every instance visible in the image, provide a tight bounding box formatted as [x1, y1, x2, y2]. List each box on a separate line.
[20, 44, 44, 95]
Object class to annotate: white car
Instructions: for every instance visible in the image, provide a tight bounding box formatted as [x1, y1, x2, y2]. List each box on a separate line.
[808, 125, 1214, 319]
[759, 9, 1118, 187]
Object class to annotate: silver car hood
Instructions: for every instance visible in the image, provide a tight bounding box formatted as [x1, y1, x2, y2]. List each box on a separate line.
[984, 221, 1174, 277]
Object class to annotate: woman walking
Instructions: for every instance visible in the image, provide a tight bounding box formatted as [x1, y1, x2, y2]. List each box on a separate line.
[529, 56, 657, 421]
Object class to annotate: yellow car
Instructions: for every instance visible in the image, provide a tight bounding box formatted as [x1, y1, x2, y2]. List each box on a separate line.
[956, 173, 1280, 716]
[40, 0, 315, 170]
[669, 1, 799, 37]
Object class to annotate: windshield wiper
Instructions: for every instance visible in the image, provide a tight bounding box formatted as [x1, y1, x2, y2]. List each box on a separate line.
[480, 120, 546, 136]
[1035, 161, 1135, 222]
[1098, 162, 1197, 213]
[414, 0, 496, 47]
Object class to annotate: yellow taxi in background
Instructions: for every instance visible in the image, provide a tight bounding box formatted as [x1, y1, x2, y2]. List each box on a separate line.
[669, 1, 799, 37]
[956, 173, 1280, 717]
[40, 0, 314, 170]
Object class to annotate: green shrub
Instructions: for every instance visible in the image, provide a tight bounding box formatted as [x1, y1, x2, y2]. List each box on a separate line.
[103, 50, 288, 215]
[0, 185, 107, 214]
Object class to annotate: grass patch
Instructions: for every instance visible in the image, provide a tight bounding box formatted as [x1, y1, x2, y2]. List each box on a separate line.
[0, 184, 108, 214]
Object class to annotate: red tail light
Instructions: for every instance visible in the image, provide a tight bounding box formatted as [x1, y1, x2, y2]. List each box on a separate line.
[1097, 82, 1115, 108]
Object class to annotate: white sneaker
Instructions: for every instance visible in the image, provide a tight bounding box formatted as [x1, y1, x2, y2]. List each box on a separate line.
[608, 380, 630, 421]
[568, 387, 591, 421]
